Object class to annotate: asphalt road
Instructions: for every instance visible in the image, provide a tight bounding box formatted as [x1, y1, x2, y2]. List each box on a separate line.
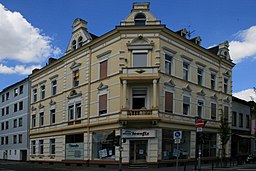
[1, 160, 256, 171]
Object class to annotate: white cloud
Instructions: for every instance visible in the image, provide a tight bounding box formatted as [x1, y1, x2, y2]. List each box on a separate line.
[233, 88, 256, 102]
[229, 26, 256, 63]
[0, 4, 61, 64]
[0, 63, 41, 75]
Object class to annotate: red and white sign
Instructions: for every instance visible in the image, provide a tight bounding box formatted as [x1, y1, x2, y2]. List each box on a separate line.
[195, 119, 204, 128]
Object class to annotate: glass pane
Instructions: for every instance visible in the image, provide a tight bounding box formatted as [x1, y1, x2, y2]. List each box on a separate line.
[133, 53, 147, 67]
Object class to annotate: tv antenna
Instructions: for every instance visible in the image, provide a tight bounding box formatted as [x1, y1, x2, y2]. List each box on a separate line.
[187, 25, 195, 39]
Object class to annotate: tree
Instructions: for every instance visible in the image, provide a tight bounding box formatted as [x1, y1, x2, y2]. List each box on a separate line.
[219, 116, 231, 167]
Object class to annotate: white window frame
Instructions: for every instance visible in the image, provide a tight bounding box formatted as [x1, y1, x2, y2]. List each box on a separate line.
[50, 108, 56, 125]
[51, 79, 57, 96]
[182, 95, 191, 115]
[130, 87, 149, 110]
[132, 50, 148, 67]
[211, 72, 217, 90]
[97, 89, 109, 115]
[40, 84, 46, 100]
[165, 52, 173, 75]
[210, 102, 217, 120]
[197, 99, 204, 118]
[183, 61, 190, 81]
[39, 140, 44, 154]
[32, 88, 37, 103]
[68, 102, 82, 121]
[39, 112, 44, 127]
[31, 140, 36, 154]
[197, 66, 204, 86]
[49, 139, 55, 155]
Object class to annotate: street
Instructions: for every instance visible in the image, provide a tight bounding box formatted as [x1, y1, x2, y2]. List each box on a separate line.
[0, 160, 256, 171]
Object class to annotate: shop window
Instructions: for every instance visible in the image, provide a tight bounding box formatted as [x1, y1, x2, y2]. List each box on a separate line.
[201, 133, 217, 157]
[165, 91, 173, 113]
[92, 131, 115, 160]
[65, 134, 84, 160]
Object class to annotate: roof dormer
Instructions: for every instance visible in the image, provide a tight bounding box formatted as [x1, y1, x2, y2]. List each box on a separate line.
[120, 2, 161, 26]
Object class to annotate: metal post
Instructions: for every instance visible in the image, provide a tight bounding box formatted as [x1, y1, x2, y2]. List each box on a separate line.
[176, 143, 179, 171]
[198, 142, 201, 171]
[119, 129, 122, 171]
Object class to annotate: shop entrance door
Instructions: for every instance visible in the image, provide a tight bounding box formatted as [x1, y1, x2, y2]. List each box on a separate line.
[130, 140, 147, 164]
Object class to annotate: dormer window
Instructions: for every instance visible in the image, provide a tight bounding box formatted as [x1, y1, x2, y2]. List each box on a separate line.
[134, 13, 146, 26]
[78, 36, 83, 48]
[72, 40, 76, 50]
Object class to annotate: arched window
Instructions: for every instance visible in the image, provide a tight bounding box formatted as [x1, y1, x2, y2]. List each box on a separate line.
[72, 40, 76, 50]
[134, 13, 146, 26]
[78, 36, 83, 48]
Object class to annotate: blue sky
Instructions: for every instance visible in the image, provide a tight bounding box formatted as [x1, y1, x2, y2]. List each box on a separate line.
[0, 0, 256, 100]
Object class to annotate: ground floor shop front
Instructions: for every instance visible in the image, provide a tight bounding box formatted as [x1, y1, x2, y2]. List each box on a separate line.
[29, 128, 223, 165]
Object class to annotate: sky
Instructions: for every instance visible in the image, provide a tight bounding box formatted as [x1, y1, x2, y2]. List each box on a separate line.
[0, 0, 256, 101]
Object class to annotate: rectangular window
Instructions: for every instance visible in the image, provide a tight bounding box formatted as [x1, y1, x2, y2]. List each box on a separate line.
[6, 92, 9, 101]
[5, 106, 9, 115]
[183, 62, 189, 81]
[1, 122, 4, 130]
[165, 53, 172, 75]
[1, 137, 4, 145]
[239, 113, 243, 127]
[68, 105, 74, 120]
[2, 94, 4, 102]
[197, 100, 204, 118]
[165, 91, 173, 113]
[99, 94, 107, 114]
[183, 96, 190, 115]
[197, 68, 203, 85]
[5, 121, 8, 130]
[73, 70, 80, 86]
[33, 88, 37, 102]
[31, 140, 36, 154]
[68, 103, 81, 121]
[76, 103, 81, 119]
[39, 112, 44, 127]
[211, 73, 216, 90]
[100, 60, 108, 80]
[32, 114, 36, 128]
[18, 134, 22, 143]
[50, 139, 55, 154]
[5, 136, 8, 145]
[224, 78, 228, 93]
[19, 118, 22, 127]
[211, 103, 216, 120]
[50, 109, 56, 124]
[224, 106, 229, 121]
[19, 101, 23, 111]
[19, 85, 23, 94]
[13, 119, 17, 128]
[39, 140, 44, 154]
[14, 88, 18, 97]
[51, 79, 57, 96]
[232, 112, 237, 126]
[1, 108, 4, 116]
[246, 115, 250, 128]
[40, 84, 45, 99]
[14, 103, 18, 112]
[133, 52, 147, 67]
[13, 135, 17, 144]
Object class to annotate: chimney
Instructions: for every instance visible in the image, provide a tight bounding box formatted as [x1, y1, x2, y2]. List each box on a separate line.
[48, 58, 57, 65]
[190, 36, 202, 45]
[176, 28, 188, 38]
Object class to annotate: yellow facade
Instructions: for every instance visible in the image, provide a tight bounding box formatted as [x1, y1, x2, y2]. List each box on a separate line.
[29, 2, 234, 166]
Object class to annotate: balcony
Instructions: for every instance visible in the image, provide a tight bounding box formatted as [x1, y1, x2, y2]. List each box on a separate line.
[120, 67, 160, 82]
[128, 109, 152, 116]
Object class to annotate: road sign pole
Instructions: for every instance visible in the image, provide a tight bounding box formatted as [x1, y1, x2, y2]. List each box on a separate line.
[176, 142, 179, 171]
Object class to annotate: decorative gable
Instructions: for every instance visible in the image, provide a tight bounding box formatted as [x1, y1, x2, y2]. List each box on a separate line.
[182, 84, 192, 92]
[164, 79, 175, 87]
[97, 82, 108, 91]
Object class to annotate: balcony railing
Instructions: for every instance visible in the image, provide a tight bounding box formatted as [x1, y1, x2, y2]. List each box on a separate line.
[127, 109, 152, 116]
[121, 67, 159, 80]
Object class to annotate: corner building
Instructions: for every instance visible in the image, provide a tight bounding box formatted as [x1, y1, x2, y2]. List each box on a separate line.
[29, 2, 235, 166]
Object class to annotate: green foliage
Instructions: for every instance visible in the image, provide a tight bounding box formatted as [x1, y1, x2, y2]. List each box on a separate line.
[219, 117, 231, 146]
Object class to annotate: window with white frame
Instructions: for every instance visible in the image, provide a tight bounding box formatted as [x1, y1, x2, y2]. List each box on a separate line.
[39, 112, 44, 127]
[68, 102, 81, 121]
[31, 140, 36, 154]
[18, 134, 22, 143]
[13, 135, 17, 144]
[32, 88, 37, 102]
[78, 36, 83, 48]
[40, 84, 45, 99]
[211, 103, 217, 120]
[32, 114, 36, 128]
[133, 51, 147, 67]
[6, 92, 9, 100]
[165, 53, 172, 75]
[183, 62, 189, 81]
[224, 77, 228, 93]
[19, 101, 23, 111]
[197, 67, 204, 86]
[39, 140, 44, 154]
[197, 100, 204, 118]
[183, 96, 190, 115]
[18, 118, 22, 127]
[13, 119, 17, 128]
[73, 70, 80, 87]
[211, 73, 216, 90]
[49, 139, 55, 154]
[51, 79, 57, 96]
[14, 88, 18, 97]
[6, 106, 9, 115]
[50, 109, 56, 124]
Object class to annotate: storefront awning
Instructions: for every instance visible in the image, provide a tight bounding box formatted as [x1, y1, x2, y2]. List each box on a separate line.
[236, 134, 255, 139]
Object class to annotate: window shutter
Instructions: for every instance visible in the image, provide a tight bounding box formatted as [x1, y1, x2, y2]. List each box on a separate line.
[165, 92, 173, 113]
[99, 94, 107, 112]
[100, 60, 108, 79]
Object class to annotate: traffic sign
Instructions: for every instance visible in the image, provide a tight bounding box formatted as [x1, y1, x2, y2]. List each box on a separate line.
[173, 131, 182, 139]
[174, 139, 181, 144]
[195, 119, 204, 128]
[196, 127, 203, 132]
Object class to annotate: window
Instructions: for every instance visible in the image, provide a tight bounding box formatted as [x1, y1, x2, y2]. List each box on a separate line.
[50, 109, 56, 124]
[78, 36, 83, 48]
[32, 114, 36, 128]
[39, 140, 44, 154]
[1, 94, 4, 102]
[224, 106, 229, 121]
[6, 92, 9, 100]
[14, 103, 18, 112]
[246, 115, 250, 128]
[49, 139, 55, 154]
[165, 53, 172, 75]
[68, 103, 81, 121]
[51, 79, 57, 96]
[165, 91, 173, 113]
[1, 108, 4, 116]
[13, 119, 17, 128]
[40, 84, 45, 99]
[1, 137, 4, 145]
[5, 106, 9, 115]
[183, 96, 190, 115]
[18, 118, 22, 127]
[211, 73, 216, 90]
[72, 40, 76, 50]
[5, 121, 8, 130]
[232, 112, 237, 126]
[134, 13, 146, 26]
[197, 68, 204, 85]
[197, 100, 204, 118]
[99, 94, 107, 114]
[224, 78, 228, 93]
[5, 136, 8, 145]
[18, 134, 22, 143]
[1, 122, 4, 130]
[19, 101, 23, 111]
[73, 70, 79, 87]
[239, 113, 243, 127]
[32, 88, 37, 102]
[183, 62, 189, 81]
[133, 52, 147, 67]
[13, 135, 17, 144]
[19, 85, 23, 94]
[39, 112, 44, 127]
[211, 103, 216, 120]
[31, 140, 36, 154]
[14, 88, 18, 97]
[132, 88, 147, 109]
[100, 60, 108, 80]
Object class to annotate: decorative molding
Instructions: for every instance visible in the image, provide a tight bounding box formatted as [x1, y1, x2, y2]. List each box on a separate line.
[68, 90, 82, 99]
[135, 69, 146, 74]
[163, 46, 177, 54]
[164, 79, 175, 87]
[38, 103, 44, 109]
[97, 82, 108, 91]
[211, 94, 218, 100]
[197, 89, 205, 96]
[182, 84, 192, 92]
[32, 106, 36, 111]
[49, 99, 56, 106]
[70, 61, 81, 70]
[224, 97, 230, 103]
[97, 50, 112, 58]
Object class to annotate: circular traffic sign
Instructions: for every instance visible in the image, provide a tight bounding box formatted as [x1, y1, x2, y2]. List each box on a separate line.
[195, 119, 204, 128]
[175, 131, 181, 137]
